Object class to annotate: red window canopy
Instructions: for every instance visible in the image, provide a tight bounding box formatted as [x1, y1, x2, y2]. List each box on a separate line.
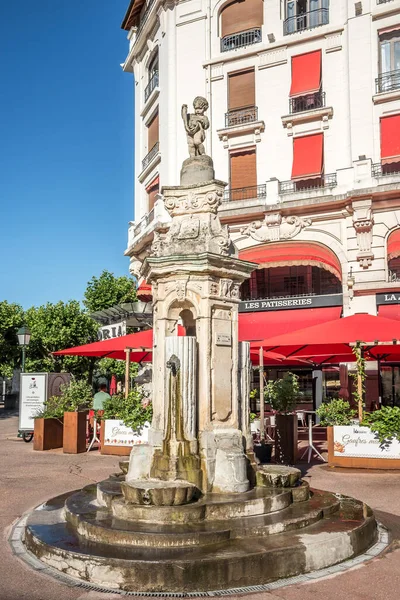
[381, 115, 400, 164]
[292, 133, 323, 179]
[137, 281, 153, 302]
[239, 241, 342, 281]
[387, 229, 400, 260]
[239, 307, 341, 343]
[290, 50, 321, 97]
[378, 304, 400, 321]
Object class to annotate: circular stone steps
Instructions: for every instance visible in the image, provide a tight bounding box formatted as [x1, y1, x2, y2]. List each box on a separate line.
[24, 491, 377, 593]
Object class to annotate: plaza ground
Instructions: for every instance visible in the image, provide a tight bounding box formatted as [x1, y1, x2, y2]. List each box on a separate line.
[1, 410, 400, 600]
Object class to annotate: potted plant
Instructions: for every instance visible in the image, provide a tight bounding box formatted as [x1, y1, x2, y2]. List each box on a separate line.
[33, 396, 65, 451]
[265, 372, 299, 465]
[316, 398, 356, 427]
[61, 379, 93, 454]
[362, 406, 400, 447]
[100, 387, 152, 456]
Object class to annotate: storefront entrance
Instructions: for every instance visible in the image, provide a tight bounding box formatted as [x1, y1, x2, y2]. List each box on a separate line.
[380, 364, 400, 407]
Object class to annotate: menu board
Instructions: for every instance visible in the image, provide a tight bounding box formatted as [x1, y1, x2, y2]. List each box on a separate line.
[19, 373, 47, 430]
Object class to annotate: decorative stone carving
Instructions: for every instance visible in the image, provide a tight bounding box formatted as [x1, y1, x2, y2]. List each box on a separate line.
[181, 97, 209, 158]
[150, 183, 233, 257]
[352, 199, 374, 269]
[220, 279, 233, 298]
[241, 214, 311, 243]
[175, 281, 187, 301]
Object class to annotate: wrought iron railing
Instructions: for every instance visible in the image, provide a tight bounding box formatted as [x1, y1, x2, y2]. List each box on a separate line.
[136, 0, 157, 39]
[225, 106, 258, 127]
[376, 69, 400, 94]
[283, 8, 329, 36]
[144, 72, 159, 102]
[389, 269, 400, 282]
[221, 28, 262, 53]
[130, 208, 155, 242]
[223, 184, 266, 202]
[377, 0, 394, 4]
[142, 142, 159, 171]
[279, 173, 337, 195]
[289, 91, 326, 114]
[372, 162, 400, 177]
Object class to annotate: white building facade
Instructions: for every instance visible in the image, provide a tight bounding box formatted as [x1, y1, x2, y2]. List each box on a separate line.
[122, 0, 400, 408]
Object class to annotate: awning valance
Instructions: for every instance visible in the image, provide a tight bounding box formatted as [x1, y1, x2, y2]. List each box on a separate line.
[387, 229, 400, 260]
[381, 115, 400, 164]
[239, 241, 342, 281]
[239, 307, 341, 343]
[290, 51, 321, 97]
[292, 133, 323, 179]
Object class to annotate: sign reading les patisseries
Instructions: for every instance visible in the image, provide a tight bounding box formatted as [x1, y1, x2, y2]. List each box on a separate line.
[239, 294, 343, 313]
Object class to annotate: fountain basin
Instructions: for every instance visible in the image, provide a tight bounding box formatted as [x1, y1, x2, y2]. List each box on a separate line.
[121, 479, 197, 506]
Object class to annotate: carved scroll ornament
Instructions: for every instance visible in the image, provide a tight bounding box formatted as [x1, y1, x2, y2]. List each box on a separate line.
[240, 214, 311, 243]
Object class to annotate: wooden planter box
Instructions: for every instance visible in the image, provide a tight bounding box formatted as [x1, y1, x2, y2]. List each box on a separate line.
[328, 425, 400, 469]
[63, 411, 88, 454]
[100, 421, 132, 456]
[275, 414, 298, 465]
[33, 417, 63, 451]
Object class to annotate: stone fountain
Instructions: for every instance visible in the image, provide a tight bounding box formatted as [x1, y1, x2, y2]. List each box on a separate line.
[22, 97, 378, 593]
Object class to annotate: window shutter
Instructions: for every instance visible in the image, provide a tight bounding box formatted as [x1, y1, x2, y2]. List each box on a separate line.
[292, 134, 324, 179]
[221, 0, 263, 38]
[381, 115, 400, 164]
[230, 148, 257, 191]
[147, 112, 159, 151]
[146, 177, 159, 210]
[228, 69, 255, 109]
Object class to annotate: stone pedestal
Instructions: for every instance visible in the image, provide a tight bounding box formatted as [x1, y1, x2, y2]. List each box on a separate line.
[139, 178, 256, 493]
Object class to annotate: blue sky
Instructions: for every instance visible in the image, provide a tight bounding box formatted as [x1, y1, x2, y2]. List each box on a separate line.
[0, 0, 134, 309]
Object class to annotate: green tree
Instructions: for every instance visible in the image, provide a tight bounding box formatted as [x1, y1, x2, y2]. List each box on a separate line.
[83, 270, 137, 313]
[0, 301, 24, 377]
[24, 301, 98, 380]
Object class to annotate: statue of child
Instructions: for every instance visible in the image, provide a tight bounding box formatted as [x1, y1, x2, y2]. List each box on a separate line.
[181, 96, 210, 158]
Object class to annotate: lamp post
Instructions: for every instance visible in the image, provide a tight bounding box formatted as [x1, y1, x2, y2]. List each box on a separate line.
[17, 326, 31, 373]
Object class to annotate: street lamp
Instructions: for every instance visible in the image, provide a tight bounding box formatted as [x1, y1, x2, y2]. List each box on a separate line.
[17, 326, 31, 373]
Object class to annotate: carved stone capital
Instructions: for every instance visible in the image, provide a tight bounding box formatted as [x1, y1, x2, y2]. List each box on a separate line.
[240, 213, 311, 243]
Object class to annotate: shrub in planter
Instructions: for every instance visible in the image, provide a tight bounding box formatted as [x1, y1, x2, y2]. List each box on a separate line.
[265, 373, 299, 465]
[101, 387, 153, 432]
[316, 399, 356, 427]
[33, 396, 66, 451]
[60, 379, 93, 454]
[362, 406, 400, 447]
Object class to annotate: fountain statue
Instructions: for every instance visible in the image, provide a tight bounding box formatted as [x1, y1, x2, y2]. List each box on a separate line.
[20, 97, 379, 594]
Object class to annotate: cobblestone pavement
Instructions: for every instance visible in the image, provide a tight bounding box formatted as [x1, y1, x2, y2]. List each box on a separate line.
[1, 411, 400, 600]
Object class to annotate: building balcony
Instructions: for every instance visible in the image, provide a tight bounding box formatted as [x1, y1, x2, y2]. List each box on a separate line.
[225, 106, 258, 128]
[377, 0, 394, 4]
[375, 70, 400, 94]
[372, 162, 400, 178]
[289, 91, 326, 114]
[126, 199, 171, 256]
[389, 270, 400, 283]
[220, 28, 262, 53]
[223, 184, 267, 203]
[144, 72, 159, 102]
[142, 142, 159, 172]
[279, 173, 337, 195]
[283, 8, 329, 36]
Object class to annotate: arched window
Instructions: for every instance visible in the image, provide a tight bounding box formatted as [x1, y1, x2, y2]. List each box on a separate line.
[220, 0, 263, 51]
[387, 229, 400, 281]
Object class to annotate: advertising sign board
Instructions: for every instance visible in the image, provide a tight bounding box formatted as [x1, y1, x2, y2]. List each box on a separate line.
[103, 419, 150, 447]
[333, 425, 400, 459]
[19, 373, 48, 431]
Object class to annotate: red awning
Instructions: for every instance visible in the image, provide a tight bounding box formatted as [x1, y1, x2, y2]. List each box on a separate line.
[137, 281, 153, 302]
[292, 134, 323, 179]
[381, 115, 400, 164]
[378, 304, 400, 320]
[239, 241, 342, 281]
[290, 51, 321, 97]
[238, 307, 342, 342]
[387, 229, 400, 260]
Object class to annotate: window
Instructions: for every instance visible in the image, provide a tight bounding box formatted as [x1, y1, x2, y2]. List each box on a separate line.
[229, 148, 257, 197]
[226, 69, 256, 126]
[142, 112, 159, 170]
[380, 365, 400, 408]
[380, 114, 400, 174]
[220, 0, 263, 51]
[241, 265, 341, 301]
[387, 229, 400, 280]
[378, 29, 400, 92]
[284, 0, 329, 35]
[145, 52, 159, 101]
[291, 133, 324, 188]
[289, 51, 324, 114]
[146, 176, 159, 211]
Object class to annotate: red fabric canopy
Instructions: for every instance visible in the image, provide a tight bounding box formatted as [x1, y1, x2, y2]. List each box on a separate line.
[387, 229, 400, 261]
[292, 133, 323, 179]
[381, 115, 400, 164]
[54, 328, 184, 362]
[250, 313, 400, 357]
[137, 281, 153, 302]
[239, 241, 342, 280]
[239, 307, 341, 342]
[290, 51, 321, 97]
